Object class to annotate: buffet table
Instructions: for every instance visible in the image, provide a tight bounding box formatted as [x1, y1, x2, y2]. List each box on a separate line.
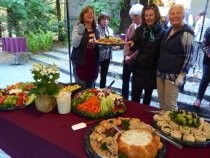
[0, 101, 209, 158]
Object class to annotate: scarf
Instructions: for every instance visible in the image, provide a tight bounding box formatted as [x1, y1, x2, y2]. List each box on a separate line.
[143, 22, 162, 42]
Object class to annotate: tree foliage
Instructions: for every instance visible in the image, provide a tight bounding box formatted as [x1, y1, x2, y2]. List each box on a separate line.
[0, 0, 61, 36]
[88, 0, 125, 33]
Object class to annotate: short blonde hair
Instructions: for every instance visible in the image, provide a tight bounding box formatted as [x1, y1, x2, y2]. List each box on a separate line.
[169, 4, 185, 18]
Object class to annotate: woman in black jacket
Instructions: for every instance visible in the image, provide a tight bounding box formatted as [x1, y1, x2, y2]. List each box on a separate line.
[126, 4, 164, 105]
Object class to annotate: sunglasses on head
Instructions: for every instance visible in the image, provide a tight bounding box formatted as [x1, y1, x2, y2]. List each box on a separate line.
[145, 5, 157, 10]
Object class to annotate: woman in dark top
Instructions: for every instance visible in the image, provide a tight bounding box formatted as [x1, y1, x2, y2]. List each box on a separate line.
[71, 5, 100, 89]
[126, 4, 164, 105]
[157, 4, 194, 110]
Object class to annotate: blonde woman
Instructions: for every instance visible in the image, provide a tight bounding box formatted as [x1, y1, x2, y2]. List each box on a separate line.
[157, 4, 194, 110]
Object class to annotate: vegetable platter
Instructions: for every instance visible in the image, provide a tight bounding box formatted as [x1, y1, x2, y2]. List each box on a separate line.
[0, 82, 36, 111]
[71, 88, 126, 119]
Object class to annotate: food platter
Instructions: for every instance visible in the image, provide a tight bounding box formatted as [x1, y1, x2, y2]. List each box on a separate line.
[94, 40, 126, 46]
[84, 117, 167, 158]
[71, 88, 126, 119]
[0, 82, 36, 111]
[153, 122, 210, 147]
[58, 82, 83, 96]
[153, 110, 210, 147]
[94, 36, 127, 46]
[0, 104, 31, 111]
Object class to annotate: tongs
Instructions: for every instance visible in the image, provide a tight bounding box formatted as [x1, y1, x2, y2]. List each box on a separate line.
[145, 109, 162, 114]
[107, 80, 115, 89]
[153, 128, 183, 149]
[106, 73, 119, 90]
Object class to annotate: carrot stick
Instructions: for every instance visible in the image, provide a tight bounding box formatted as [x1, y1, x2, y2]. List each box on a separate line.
[77, 96, 100, 113]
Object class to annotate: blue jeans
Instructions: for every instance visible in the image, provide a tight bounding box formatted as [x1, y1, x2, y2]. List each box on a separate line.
[197, 63, 210, 100]
[122, 63, 132, 99]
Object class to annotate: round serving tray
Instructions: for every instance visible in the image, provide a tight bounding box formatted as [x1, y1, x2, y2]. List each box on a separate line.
[94, 41, 127, 46]
[71, 89, 126, 119]
[72, 107, 125, 119]
[84, 124, 167, 158]
[0, 104, 33, 111]
[153, 121, 210, 147]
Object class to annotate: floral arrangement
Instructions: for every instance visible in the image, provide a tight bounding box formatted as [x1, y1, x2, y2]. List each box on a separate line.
[29, 63, 60, 96]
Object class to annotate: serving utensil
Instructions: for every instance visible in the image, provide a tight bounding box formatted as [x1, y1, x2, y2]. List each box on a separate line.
[71, 119, 101, 131]
[107, 80, 115, 89]
[145, 110, 161, 114]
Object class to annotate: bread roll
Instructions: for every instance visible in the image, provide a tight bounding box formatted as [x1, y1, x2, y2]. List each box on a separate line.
[183, 134, 195, 142]
[118, 129, 162, 158]
[170, 130, 182, 140]
[153, 114, 163, 121]
[180, 126, 191, 134]
[195, 134, 206, 142]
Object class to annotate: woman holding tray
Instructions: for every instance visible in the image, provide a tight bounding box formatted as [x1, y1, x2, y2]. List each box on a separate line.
[71, 5, 100, 89]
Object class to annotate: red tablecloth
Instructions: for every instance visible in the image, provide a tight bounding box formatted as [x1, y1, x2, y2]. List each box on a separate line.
[2, 37, 28, 53]
[0, 101, 209, 158]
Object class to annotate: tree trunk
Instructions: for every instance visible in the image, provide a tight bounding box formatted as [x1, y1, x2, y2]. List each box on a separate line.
[6, 8, 22, 36]
[119, 0, 132, 34]
[7, 8, 13, 37]
[140, 0, 148, 5]
[0, 22, 2, 38]
[119, 0, 148, 34]
[56, 0, 64, 41]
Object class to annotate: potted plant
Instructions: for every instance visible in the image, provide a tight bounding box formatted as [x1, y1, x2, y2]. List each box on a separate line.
[29, 63, 60, 113]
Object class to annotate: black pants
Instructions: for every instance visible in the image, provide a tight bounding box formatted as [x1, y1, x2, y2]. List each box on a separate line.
[197, 63, 210, 100]
[100, 58, 110, 88]
[131, 76, 153, 105]
[122, 63, 132, 99]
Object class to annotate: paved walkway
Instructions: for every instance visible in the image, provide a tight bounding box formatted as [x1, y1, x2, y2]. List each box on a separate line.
[1, 49, 210, 109]
[0, 52, 71, 88]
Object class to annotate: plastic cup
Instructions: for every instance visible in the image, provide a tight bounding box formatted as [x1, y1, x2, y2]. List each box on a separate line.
[56, 92, 71, 114]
